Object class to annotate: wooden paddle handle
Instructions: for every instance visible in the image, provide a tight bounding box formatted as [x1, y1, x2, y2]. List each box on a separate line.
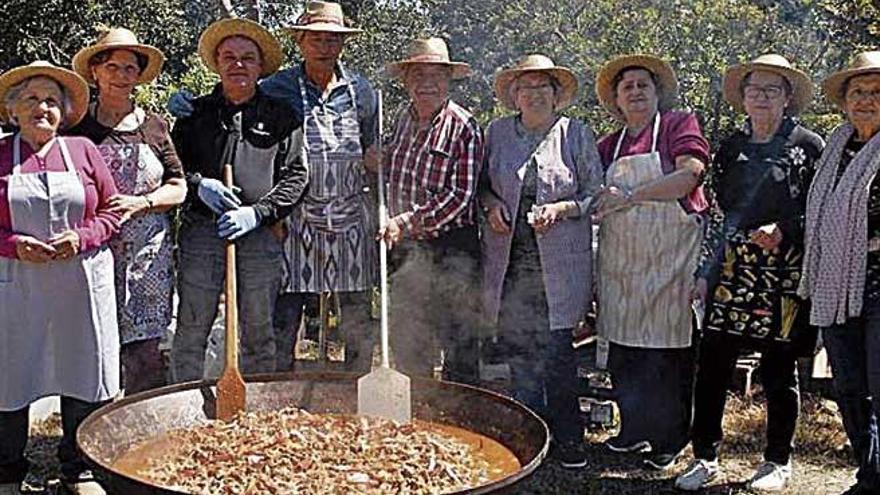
[224, 164, 239, 372]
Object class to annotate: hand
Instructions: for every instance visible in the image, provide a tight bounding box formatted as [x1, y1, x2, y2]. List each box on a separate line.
[750, 223, 783, 251]
[15, 235, 56, 263]
[594, 186, 633, 220]
[48, 230, 80, 260]
[167, 89, 195, 118]
[377, 215, 406, 249]
[269, 221, 288, 242]
[363, 144, 384, 174]
[217, 206, 260, 240]
[692, 277, 708, 303]
[198, 178, 242, 214]
[486, 204, 512, 235]
[531, 202, 568, 234]
[107, 194, 149, 223]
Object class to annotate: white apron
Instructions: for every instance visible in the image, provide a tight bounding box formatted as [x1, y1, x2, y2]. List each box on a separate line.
[597, 114, 702, 348]
[0, 135, 119, 410]
[283, 73, 376, 292]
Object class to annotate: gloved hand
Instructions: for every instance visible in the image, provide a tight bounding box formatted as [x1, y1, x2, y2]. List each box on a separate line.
[217, 206, 261, 240]
[167, 89, 195, 118]
[198, 178, 242, 214]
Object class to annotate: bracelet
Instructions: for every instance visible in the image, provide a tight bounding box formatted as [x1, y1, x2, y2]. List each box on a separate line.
[144, 195, 154, 210]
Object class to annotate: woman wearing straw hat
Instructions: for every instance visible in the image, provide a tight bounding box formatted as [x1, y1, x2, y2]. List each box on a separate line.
[481, 54, 601, 468]
[169, 18, 308, 383]
[69, 27, 186, 395]
[675, 54, 823, 492]
[800, 51, 880, 495]
[378, 37, 483, 385]
[0, 61, 121, 495]
[593, 54, 710, 470]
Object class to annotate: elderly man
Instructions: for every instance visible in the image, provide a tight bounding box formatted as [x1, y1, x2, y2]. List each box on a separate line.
[170, 18, 308, 382]
[170, 1, 378, 374]
[374, 37, 484, 385]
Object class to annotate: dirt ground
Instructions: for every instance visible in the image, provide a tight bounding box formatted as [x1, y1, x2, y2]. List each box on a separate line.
[26, 387, 855, 494]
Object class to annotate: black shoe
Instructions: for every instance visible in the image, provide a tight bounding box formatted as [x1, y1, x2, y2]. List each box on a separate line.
[551, 442, 588, 470]
[642, 451, 680, 471]
[605, 437, 651, 453]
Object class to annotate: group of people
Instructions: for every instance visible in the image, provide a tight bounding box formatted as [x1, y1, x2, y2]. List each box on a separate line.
[1, 2, 880, 494]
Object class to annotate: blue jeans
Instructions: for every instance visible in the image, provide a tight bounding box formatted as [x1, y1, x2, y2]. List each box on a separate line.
[172, 214, 283, 382]
[823, 300, 880, 491]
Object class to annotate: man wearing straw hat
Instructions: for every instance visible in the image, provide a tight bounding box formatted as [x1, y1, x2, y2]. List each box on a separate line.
[375, 37, 483, 385]
[170, 1, 380, 374]
[169, 18, 308, 383]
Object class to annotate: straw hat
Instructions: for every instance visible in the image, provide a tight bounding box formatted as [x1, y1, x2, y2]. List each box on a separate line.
[722, 54, 813, 115]
[823, 51, 880, 109]
[285, 1, 362, 37]
[198, 18, 283, 77]
[595, 54, 679, 121]
[494, 54, 579, 111]
[0, 61, 89, 127]
[72, 27, 165, 86]
[386, 37, 471, 80]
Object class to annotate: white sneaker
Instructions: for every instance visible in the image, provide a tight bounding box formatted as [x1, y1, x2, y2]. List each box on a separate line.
[747, 461, 792, 491]
[675, 459, 720, 491]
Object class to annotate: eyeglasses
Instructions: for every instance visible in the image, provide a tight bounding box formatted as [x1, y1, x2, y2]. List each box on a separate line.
[517, 83, 554, 93]
[743, 84, 785, 100]
[846, 88, 880, 102]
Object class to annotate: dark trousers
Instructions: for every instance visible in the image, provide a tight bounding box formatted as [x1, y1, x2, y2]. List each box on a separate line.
[0, 397, 108, 483]
[823, 300, 880, 491]
[121, 338, 167, 395]
[388, 226, 481, 385]
[608, 342, 694, 455]
[273, 291, 375, 373]
[691, 334, 800, 464]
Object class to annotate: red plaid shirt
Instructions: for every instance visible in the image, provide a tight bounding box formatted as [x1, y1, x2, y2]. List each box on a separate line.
[386, 100, 484, 239]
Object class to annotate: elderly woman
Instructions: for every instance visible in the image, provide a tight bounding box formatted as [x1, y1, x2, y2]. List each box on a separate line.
[481, 54, 602, 468]
[593, 54, 710, 470]
[68, 28, 186, 395]
[675, 55, 823, 492]
[0, 62, 120, 495]
[799, 51, 880, 495]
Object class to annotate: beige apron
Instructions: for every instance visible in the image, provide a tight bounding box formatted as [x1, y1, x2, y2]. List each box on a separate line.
[597, 114, 702, 348]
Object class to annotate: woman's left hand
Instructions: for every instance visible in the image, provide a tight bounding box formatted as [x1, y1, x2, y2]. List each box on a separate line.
[48, 230, 80, 260]
[107, 194, 150, 223]
[531, 202, 569, 234]
[750, 223, 783, 251]
[593, 186, 633, 220]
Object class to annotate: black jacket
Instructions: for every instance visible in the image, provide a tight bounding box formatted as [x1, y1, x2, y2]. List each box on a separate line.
[172, 84, 308, 225]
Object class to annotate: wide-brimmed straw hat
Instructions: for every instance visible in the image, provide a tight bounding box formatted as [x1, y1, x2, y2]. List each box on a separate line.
[198, 18, 283, 77]
[722, 54, 813, 115]
[823, 51, 880, 109]
[285, 1, 362, 37]
[72, 27, 165, 86]
[386, 37, 471, 80]
[0, 61, 89, 127]
[494, 54, 579, 111]
[595, 54, 679, 121]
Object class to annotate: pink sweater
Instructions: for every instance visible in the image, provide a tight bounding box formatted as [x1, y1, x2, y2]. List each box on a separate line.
[0, 135, 120, 258]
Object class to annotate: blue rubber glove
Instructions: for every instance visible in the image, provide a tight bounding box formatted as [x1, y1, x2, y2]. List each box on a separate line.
[167, 89, 195, 118]
[217, 206, 261, 240]
[198, 178, 242, 214]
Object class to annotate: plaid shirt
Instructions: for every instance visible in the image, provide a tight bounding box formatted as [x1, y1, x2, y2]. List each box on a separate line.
[386, 100, 484, 239]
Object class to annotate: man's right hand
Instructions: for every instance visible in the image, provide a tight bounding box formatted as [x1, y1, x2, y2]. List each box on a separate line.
[167, 89, 195, 118]
[198, 178, 242, 214]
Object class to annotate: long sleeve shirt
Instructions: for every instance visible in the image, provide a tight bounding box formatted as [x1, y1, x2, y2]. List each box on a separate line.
[0, 135, 120, 258]
[171, 85, 308, 225]
[259, 62, 378, 149]
[385, 100, 484, 238]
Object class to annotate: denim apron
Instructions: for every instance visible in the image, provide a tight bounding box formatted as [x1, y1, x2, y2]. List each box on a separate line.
[597, 113, 702, 348]
[0, 135, 119, 410]
[283, 73, 375, 292]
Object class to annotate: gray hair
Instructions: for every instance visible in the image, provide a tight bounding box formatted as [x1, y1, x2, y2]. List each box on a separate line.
[3, 76, 73, 128]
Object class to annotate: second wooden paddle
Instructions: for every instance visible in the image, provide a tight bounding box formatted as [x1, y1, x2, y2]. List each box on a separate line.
[216, 164, 246, 422]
